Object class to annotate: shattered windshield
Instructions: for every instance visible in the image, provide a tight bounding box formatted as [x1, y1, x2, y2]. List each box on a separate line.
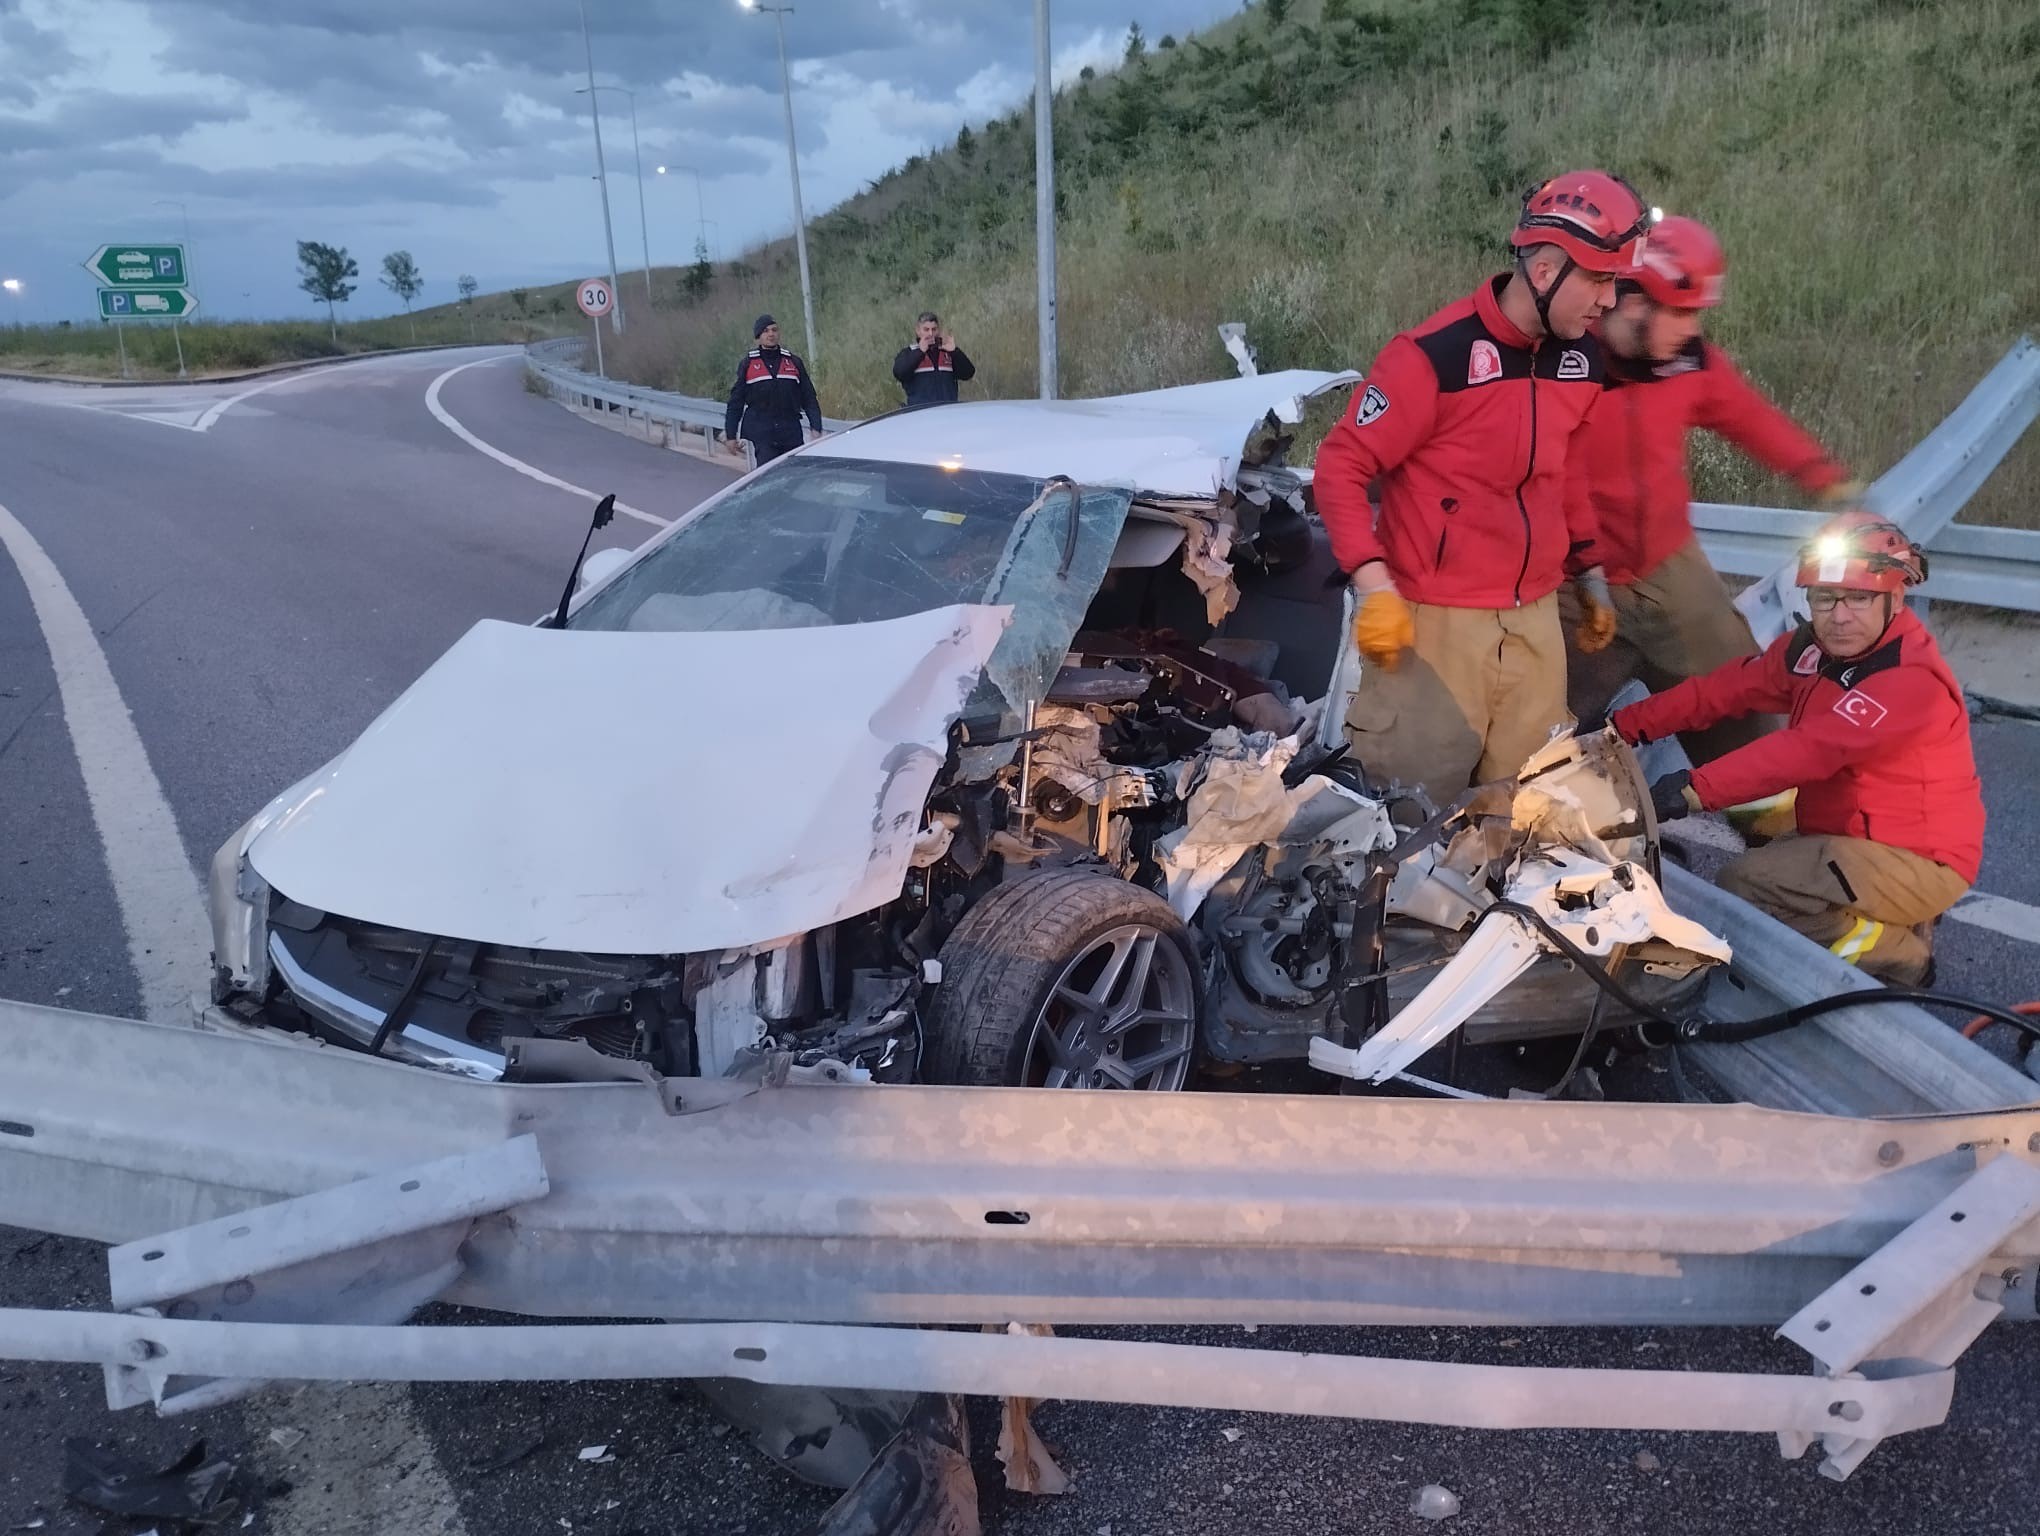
[570, 455, 1092, 633]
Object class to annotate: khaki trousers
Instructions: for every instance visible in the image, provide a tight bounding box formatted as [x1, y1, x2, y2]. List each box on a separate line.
[1343, 593, 1567, 811]
[1558, 539, 1766, 765]
[1719, 833, 1970, 985]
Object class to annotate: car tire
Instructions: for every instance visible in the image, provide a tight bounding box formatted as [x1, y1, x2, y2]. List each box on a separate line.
[923, 869, 1201, 1090]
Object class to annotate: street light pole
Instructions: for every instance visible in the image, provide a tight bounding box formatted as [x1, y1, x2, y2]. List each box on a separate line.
[1033, 0, 1058, 399]
[154, 197, 190, 379]
[656, 164, 710, 259]
[576, 0, 625, 335]
[578, 85, 654, 310]
[741, 1, 818, 363]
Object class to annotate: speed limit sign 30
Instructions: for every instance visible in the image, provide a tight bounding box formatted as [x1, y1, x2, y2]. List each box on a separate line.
[576, 278, 614, 318]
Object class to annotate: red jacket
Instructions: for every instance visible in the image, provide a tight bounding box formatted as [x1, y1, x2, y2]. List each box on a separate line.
[1612, 609, 1983, 881]
[1568, 337, 1848, 585]
[1314, 276, 1604, 608]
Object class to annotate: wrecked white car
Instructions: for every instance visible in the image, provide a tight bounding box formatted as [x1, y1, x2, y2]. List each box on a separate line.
[206, 373, 1725, 1092]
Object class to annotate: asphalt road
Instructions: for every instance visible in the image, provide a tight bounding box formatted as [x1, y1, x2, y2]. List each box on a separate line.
[2, 348, 2037, 1536]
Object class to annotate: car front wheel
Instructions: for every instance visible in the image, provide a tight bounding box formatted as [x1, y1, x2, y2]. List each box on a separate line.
[923, 869, 1200, 1091]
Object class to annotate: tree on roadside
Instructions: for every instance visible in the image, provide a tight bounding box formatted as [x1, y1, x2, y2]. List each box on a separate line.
[296, 241, 358, 343]
[380, 250, 424, 342]
[1264, 0, 1292, 28]
[1124, 21, 1146, 64]
[683, 237, 713, 303]
[510, 288, 530, 317]
[456, 273, 479, 339]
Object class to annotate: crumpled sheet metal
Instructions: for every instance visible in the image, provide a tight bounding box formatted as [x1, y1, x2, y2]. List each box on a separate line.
[1028, 705, 1119, 805]
[1313, 849, 1731, 1084]
[1154, 729, 1394, 919]
[1179, 517, 1240, 627]
[243, 607, 1009, 955]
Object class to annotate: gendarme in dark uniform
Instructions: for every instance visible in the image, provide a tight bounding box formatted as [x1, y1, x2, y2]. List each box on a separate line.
[723, 314, 821, 465]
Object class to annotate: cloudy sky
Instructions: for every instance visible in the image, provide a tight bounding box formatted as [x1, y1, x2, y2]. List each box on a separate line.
[0, 0, 1248, 323]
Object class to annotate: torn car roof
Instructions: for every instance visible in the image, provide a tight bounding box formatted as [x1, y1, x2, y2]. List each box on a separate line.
[828, 370, 1360, 500]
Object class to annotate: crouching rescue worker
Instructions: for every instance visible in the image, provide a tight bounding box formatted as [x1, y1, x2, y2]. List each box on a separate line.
[1611, 513, 1983, 984]
[1563, 214, 1860, 764]
[723, 314, 822, 466]
[1314, 170, 1650, 810]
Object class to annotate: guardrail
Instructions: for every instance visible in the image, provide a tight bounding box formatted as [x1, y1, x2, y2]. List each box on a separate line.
[523, 336, 857, 457]
[525, 335, 2040, 613]
[1704, 336, 2040, 621]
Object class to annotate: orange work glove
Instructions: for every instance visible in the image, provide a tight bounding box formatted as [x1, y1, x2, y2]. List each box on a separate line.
[1816, 478, 1868, 509]
[1574, 566, 1618, 655]
[1351, 563, 1416, 670]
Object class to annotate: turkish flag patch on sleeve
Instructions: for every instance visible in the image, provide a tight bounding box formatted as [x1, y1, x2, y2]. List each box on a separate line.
[1833, 691, 1889, 728]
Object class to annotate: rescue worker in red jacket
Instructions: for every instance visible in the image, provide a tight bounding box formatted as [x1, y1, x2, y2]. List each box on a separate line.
[1314, 170, 1650, 810]
[1563, 215, 1861, 763]
[1612, 513, 1982, 984]
[723, 315, 822, 465]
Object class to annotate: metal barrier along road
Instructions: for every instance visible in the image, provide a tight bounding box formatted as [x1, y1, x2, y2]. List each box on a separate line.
[1, 994, 2037, 1479]
[523, 335, 856, 456]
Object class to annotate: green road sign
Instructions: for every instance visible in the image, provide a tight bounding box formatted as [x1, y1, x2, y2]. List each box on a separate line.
[83, 244, 189, 287]
[98, 287, 199, 319]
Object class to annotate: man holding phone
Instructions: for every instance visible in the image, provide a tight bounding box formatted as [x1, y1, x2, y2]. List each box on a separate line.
[893, 311, 976, 406]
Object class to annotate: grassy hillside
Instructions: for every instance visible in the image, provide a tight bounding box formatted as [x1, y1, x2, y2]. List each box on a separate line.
[608, 0, 2040, 525]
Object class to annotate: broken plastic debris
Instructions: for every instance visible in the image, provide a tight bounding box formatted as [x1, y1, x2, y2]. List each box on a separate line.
[62, 1440, 237, 1523]
[1221, 1428, 1243, 1444]
[267, 1427, 305, 1450]
[576, 1444, 614, 1464]
[1410, 1484, 1461, 1521]
[993, 1323, 1071, 1494]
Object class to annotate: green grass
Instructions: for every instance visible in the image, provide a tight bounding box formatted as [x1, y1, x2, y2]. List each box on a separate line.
[598, 0, 2040, 526]
[0, 304, 570, 381]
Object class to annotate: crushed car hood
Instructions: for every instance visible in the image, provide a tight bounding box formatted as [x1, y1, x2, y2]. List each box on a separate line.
[831, 369, 1360, 498]
[243, 608, 1009, 954]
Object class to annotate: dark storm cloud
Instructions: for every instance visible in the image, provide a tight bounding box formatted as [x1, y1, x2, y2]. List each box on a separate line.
[0, 5, 84, 105]
[0, 89, 248, 158]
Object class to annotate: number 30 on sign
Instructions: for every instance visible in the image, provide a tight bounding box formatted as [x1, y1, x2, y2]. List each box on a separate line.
[576, 279, 614, 318]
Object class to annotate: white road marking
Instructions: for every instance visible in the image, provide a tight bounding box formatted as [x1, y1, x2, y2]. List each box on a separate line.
[195, 351, 430, 432]
[0, 497, 210, 1021]
[0, 494, 476, 1536]
[424, 356, 671, 528]
[1948, 891, 2040, 946]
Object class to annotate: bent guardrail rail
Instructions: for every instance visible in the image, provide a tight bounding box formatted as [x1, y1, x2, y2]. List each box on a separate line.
[1, 994, 2036, 1479]
[1714, 335, 2040, 633]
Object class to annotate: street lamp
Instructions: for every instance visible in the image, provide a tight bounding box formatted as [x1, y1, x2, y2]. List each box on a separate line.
[738, 0, 818, 363]
[1033, 0, 1057, 399]
[577, 84, 654, 311]
[154, 197, 191, 378]
[655, 164, 711, 261]
[575, 0, 625, 334]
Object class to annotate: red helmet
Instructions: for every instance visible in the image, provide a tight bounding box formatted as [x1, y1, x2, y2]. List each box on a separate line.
[1795, 510, 1927, 594]
[1633, 215, 1726, 308]
[1510, 170, 1652, 275]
